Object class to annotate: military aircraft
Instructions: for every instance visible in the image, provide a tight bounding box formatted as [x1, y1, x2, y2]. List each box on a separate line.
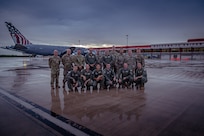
[5, 22, 88, 56]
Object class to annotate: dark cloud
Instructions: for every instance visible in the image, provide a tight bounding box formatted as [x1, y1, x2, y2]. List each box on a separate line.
[0, 0, 204, 46]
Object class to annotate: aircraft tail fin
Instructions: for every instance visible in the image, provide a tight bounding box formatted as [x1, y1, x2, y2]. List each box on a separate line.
[5, 22, 32, 45]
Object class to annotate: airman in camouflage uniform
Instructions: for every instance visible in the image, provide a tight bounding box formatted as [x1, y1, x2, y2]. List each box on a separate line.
[110, 46, 118, 73]
[73, 49, 85, 71]
[118, 63, 133, 88]
[134, 62, 147, 90]
[62, 49, 73, 88]
[96, 50, 103, 66]
[125, 50, 137, 73]
[67, 65, 81, 91]
[102, 50, 113, 69]
[85, 48, 97, 71]
[103, 64, 116, 88]
[116, 48, 125, 76]
[135, 48, 145, 67]
[81, 64, 93, 89]
[49, 50, 61, 89]
[92, 64, 104, 90]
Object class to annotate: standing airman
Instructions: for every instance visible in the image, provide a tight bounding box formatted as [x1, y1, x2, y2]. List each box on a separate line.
[96, 50, 103, 67]
[61, 49, 73, 88]
[125, 50, 137, 72]
[49, 50, 61, 89]
[136, 48, 145, 67]
[116, 48, 125, 75]
[73, 49, 85, 71]
[102, 50, 113, 69]
[110, 46, 118, 73]
[85, 48, 97, 71]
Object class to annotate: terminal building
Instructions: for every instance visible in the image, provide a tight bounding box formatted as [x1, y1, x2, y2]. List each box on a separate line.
[94, 38, 204, 60]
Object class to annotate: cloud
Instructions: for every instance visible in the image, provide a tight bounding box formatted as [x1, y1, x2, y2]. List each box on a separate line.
[0, 0, 204, 46]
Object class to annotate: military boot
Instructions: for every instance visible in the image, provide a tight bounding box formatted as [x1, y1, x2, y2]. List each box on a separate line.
[62, 82, 65, 88]
[140, 83, 144, 90]
[51, 86, 55, 89]
[56, 84, 60, 89]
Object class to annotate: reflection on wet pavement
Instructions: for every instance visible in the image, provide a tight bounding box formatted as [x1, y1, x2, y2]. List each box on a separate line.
[0, 57, 204, 136]
[51, 89, 62, 117]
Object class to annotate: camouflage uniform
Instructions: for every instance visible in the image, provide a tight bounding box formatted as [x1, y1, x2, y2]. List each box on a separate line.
[110, 50, 118, 63]
[96, 53, 103, 66]
[49, 56, 61, 88]
[116, 53, 125, 76]
[136, 54, 145, 67]
[125, 55, 137, 73]
[85, 53, 97, 71]
[102, 54, 113, 68]
[118, 68, 133, 87]
[92, 69, 104, 89]
[103, 68, 116, 87]
[62, 54, 73, 87]
[67, 70, 81, 91]
[73, 54, 85, 70]
[110, 50, 118, 73]
[134, 67, 147, 88]
[81, 69, 93, 88]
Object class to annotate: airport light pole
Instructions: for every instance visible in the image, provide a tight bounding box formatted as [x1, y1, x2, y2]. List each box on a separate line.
[79, 40, 80, 45]
[126, 35, 128, 46]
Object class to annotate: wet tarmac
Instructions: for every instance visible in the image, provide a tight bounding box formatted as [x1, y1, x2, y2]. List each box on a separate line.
[0, 57, 204, 136]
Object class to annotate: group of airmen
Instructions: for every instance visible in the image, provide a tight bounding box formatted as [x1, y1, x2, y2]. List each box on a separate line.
[48, 47, 147, 92]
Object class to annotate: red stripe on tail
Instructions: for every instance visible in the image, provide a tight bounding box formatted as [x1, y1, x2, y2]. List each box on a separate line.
[19, 34, 25, 45]
[15, 34, 20, 44]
